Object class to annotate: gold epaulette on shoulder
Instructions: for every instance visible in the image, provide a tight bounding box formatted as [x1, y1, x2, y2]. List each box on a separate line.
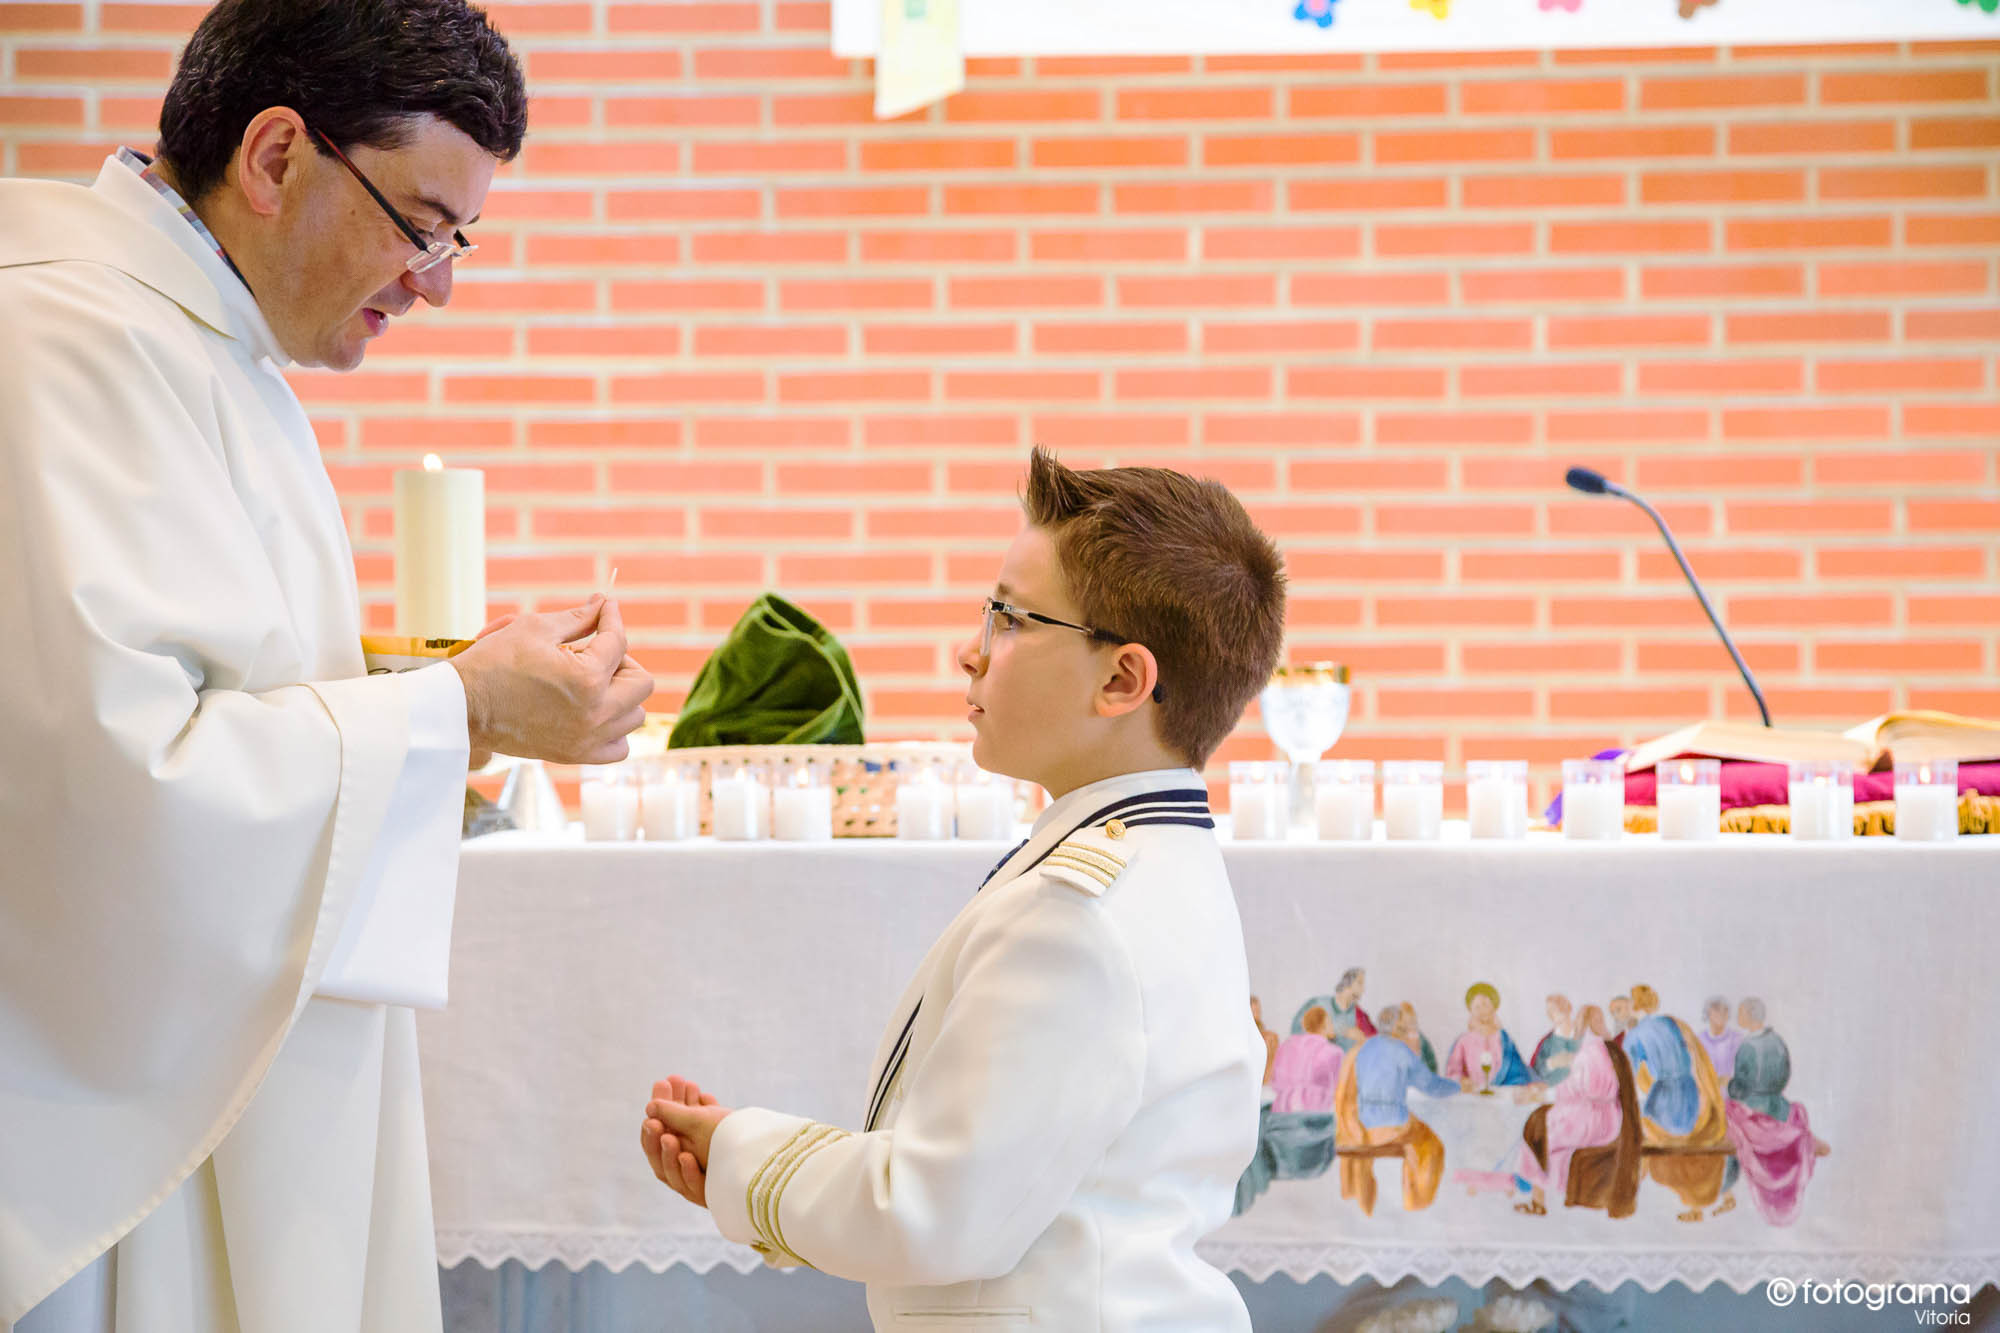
[1040, 830, 1130, 898]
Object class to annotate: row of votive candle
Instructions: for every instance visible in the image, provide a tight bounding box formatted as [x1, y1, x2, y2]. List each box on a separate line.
[1789, 758, 1960, 842]
[1629, 757, 1960, 842]
[579, 758, 1020, 843]
[1229, 760, 1533, 841]
[1228, 756, 1966, 843]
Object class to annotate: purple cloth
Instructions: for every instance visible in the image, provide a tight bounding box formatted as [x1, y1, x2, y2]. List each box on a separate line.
[1271, 1033, 1343, 1113]
[1723, 1099, 1817, 1226]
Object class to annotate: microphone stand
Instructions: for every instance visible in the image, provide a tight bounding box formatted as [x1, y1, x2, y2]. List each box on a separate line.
[1566, 468, 1773, 728]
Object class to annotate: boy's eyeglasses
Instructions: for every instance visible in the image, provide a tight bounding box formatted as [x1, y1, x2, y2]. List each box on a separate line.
[305, 123, 476, 275]
[977, 598, 1165, 703]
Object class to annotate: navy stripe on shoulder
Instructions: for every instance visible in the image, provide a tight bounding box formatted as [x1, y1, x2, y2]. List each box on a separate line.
[1078, 787, 1212, 828]
[1096, 799, 1211, 821]
[1108, 815, 1216, 829]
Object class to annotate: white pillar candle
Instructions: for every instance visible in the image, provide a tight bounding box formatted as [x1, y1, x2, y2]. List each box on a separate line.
[1657, 759, 1721, 842]
[954, 783, 1015, 840]
[394, 454, 485, 639]
[1382, 782, 1443, 841]
[1562, 759, 1625, 840]
[580, 772, 638, 842]
[1787, 764, 1854, 842]
[1315, 782, 1374, 841]
[1562, 784, 1623, 839]
[1230, 782, 1287, 840]
[711, 775, 768, 841]
[641, 776, 700, 842]
[1896, 781, 1959, 841]
[1314, 759, 1374, 841]
[1657, 783, 1721, 841]
[1465, 761, 1527, 840]
[896, 783, 953, 840]
[773, 783, 834, 842]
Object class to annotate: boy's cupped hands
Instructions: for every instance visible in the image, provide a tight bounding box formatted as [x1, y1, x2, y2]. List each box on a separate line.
[641, 1075, 732, 1210]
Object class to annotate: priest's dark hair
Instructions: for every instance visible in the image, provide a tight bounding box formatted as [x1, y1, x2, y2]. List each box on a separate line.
[1022, 446, 1287, 769]
[155, 0, 527, 203]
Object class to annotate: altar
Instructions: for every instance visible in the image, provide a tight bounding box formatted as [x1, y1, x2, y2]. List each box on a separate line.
[418, 827, 2000, 1314]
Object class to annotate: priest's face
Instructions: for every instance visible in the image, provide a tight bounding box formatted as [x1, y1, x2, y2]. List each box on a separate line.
[268, 115, 495, 370]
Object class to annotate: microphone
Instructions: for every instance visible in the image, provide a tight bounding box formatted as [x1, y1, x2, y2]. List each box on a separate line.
[1563, 467, 1772, 727]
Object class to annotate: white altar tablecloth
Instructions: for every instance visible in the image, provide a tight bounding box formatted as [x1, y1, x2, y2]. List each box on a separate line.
[417, 828, 2000, 1296]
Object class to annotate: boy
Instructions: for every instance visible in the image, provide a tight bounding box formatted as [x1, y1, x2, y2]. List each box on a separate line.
[641, 447, 1286, 1330]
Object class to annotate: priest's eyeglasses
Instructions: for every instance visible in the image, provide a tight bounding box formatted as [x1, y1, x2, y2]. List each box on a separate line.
[977, 598, 1165, 703]
[306, 124, 477, 275]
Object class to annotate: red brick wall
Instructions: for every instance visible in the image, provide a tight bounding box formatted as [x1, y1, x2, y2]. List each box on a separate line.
[5, 3, 1997, 801]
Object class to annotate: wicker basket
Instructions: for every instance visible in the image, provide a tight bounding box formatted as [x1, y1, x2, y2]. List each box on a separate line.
[662, 741, 986, 838]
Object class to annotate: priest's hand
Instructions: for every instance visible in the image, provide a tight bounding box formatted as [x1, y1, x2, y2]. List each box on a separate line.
[451, 595, 655, 765]
[642, 1076, 731, 1210]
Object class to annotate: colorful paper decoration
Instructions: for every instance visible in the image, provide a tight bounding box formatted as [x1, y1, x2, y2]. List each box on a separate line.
[1292, 0, 1337, 28]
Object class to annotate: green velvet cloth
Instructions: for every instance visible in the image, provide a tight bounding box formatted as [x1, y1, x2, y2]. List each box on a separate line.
[667, 594, 865, 748]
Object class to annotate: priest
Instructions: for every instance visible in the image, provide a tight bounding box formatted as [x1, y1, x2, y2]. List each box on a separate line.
[0, 3, 652, 1330]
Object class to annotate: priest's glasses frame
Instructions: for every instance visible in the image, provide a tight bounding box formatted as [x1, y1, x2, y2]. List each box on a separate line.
[305, 123, 476, 275]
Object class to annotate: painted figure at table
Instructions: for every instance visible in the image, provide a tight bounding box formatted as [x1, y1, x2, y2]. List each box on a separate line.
[1608, 993, 1637, 1045]
[1529, 994, 1582, 1086]
[1444, 983, 1533, 1091]
[1271, 1005, 1345, 1113]
[1334, 1002, 1470, 1216]
[1718, 997, 1828, 1225]
[1509, 1005, 1639, 1218]
[1697, 995, 1742, 1081]
[1291, 966, 1376, 1050]
[1251, 996, 1280, 1087]
[1624, 985, 1730, 1221]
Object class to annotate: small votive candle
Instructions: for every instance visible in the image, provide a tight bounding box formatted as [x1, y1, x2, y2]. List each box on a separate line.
[1465, 760, 1528, 840]
[953, 764, 1016, 841]
[1562, 759, 1624, 841]
[710, 760, 770, 842]
[640, 756, 700, 842]
[1382, 761, 1444, 841]
[579, 763, 639, 842]
[1314, 760, 1375, 841]
[772, 758, 834, 842]
[1230, 761, 1289, 841]
[1787, 762, 1854, 842]
[1895, 759, 1959, 842]
[895, 760, 953, 840]
[1657, 759, 1721, 842]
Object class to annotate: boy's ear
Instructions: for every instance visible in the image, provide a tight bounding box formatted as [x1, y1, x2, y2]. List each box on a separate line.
[1094, 643, 1160, 718]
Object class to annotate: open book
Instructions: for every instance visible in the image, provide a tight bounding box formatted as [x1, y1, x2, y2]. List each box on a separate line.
[1623, 711, 2000, 774]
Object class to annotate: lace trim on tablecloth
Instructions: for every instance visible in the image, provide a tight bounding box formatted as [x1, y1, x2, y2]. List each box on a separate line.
[436, 1230, 765, 1277]
[1194, 1241, 2000, 1295]
[436, 1230, 1999, 1295]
